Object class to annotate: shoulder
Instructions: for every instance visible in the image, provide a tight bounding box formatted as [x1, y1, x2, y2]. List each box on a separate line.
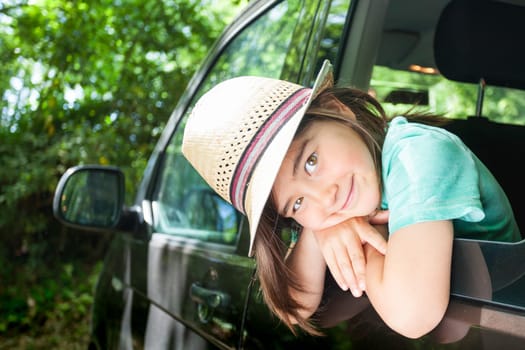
[385, 116, 463, 149]
[383, 116, 472, 170]
[381, 118, 486, 232]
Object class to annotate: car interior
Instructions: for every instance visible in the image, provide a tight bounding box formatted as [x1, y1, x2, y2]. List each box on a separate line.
[372, 0, 525, 238]
[337, 0, 525, 314]
[316, 1, 525, 333]
[433, 0, 525, 238]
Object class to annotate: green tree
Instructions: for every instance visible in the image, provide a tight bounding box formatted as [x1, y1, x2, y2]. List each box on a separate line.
[0, 0, 246, 253]
[0, 0, 247, 342]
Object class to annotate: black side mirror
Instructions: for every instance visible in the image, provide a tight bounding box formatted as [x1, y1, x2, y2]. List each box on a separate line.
[53, 165, 125, 230]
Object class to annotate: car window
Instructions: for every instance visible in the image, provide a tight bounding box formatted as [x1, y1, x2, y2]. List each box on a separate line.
[369, 4, 525, 244]
[370, 66, 525, 125]
[151, 0, 306, 245]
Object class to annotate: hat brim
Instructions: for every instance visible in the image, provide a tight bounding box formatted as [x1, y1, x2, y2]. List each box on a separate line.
[246, 60, 334, 256]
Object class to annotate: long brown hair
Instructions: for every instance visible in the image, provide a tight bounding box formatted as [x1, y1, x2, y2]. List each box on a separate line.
[253, 86, 446, 335]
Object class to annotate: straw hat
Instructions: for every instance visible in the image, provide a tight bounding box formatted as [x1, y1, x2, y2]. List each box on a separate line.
[182, 60, 334, 256]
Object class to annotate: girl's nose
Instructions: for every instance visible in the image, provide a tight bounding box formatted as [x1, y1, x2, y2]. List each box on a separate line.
[307, 181, 338, 212]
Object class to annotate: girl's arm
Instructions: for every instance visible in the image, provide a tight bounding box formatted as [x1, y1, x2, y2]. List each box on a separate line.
[314, 214, 388, 297]
[364, 220, 454, 338]
[287, 216, 388, 321]
[286, 228, 327, 321]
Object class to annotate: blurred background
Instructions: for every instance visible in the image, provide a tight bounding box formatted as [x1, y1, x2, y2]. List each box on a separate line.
[0, 0, 248, 348]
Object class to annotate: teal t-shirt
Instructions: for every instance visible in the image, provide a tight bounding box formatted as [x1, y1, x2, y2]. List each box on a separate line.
[381, 116, 520, 242]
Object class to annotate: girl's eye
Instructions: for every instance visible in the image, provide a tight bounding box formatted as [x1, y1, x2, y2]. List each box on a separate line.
[293, 197, 303, 213]
[305, 152, 318, 174]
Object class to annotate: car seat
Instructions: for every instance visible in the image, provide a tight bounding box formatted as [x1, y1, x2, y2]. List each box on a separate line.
[434, 0, 525, 237]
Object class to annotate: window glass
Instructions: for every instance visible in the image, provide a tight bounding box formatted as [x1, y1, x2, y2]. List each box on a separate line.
[314, 0, 351, 72]
[370, 66, 525, 126]
[194, 1, 304, 101]
[370, 21, 525, 244]
[151, 1, 304, 244]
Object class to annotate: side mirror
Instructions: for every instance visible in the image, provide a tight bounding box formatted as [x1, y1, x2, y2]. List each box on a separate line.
[53, 165, 125, 230]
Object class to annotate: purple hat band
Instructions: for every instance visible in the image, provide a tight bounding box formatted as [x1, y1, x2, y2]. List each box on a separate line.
[229, 87, 312, 214]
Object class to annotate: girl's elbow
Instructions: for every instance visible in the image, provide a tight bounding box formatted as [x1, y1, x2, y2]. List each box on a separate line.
[290, 303, 318, 324]
[395, 312, 444, 339]
[288, 288, 322, 324]
[386, 299, 449, 339]
[289, 308, 313, 325]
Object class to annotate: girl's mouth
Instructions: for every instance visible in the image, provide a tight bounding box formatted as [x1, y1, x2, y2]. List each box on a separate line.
[341, 175, 354, 211]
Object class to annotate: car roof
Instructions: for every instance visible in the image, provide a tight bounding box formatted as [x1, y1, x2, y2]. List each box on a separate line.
[377, 0, 525, 77]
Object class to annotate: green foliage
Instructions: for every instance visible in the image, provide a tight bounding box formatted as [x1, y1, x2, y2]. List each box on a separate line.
[0, 259, 102, 349]
[371, 66, 525, 123]
[0, 0, 248, 345]
[1, 0, 246, 217]
[0, 262, 96, 332]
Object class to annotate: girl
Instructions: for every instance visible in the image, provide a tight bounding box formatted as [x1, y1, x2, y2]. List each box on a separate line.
[182, 60, 520, 339]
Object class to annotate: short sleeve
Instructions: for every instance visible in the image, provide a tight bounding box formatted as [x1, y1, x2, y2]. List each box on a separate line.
[382, 117, 485, 234]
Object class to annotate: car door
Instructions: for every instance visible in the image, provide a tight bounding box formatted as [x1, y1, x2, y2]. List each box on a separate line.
[301, 0, 525, 348]
[139, 0, 350, 349]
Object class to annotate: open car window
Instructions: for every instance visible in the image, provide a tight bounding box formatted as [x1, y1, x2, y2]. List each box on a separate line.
[150, 0, 306, 245]
[368, 0, 525, 313]
[150, 0, 353, 247]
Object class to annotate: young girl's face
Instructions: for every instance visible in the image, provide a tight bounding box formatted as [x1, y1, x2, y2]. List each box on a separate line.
[272, 118, 381, 231]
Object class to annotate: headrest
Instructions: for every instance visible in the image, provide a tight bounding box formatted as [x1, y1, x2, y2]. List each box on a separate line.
[434, 0, 525, 90]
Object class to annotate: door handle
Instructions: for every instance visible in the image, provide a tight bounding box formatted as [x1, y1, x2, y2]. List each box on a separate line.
[190, 283, 231, 323]
[190, 283, 231, 309]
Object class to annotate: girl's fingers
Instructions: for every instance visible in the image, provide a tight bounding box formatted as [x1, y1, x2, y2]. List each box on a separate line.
[325, 242, 364, 297]
[346, 250, 366, 292]
[335, 247, 361, 297]
[368, 209, 389, 224]
[344, 231, 366, 292]
[314, 216, 387, 296]
[360, 227, 387, 255]
[324, 248, 349, 291]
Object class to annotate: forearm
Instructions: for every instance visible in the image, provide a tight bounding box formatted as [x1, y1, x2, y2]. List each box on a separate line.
[287, 228, 326, 319]
[364, 246, 406, 326]
[364, 222, 453, 338]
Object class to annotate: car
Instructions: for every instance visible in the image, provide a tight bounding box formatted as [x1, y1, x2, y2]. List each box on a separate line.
[53, 0, 525, 348]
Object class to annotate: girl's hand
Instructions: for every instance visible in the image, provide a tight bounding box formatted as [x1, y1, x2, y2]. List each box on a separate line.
[313, 211, 389, 297]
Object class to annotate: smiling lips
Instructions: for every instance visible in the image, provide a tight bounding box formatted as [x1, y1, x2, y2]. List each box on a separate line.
[340, 175, 354, 211]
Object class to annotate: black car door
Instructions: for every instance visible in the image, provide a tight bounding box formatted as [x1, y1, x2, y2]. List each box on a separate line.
[140, 0, 346, 348]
